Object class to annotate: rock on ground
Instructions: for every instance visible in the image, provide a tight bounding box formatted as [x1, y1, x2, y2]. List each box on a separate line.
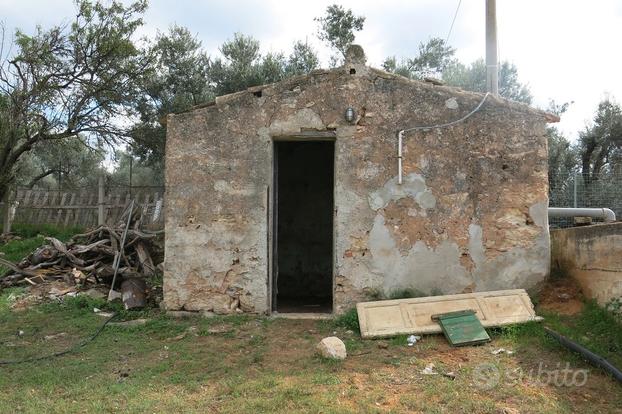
[81, 288, 107, 300]
[316, 336, 347, 360]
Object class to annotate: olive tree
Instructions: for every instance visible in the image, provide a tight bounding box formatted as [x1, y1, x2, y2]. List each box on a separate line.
[0, 0, 151, 201]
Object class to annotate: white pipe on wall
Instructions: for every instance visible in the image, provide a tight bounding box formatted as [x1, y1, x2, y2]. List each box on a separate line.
[397, 130, 404, 184]
[548, 207, 616, 223]
[396, 93, 490, 185]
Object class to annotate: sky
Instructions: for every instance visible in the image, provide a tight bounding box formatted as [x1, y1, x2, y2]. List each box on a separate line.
[1, 0, 621, 140]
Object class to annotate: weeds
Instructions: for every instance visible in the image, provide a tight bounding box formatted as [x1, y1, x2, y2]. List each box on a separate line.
[606, 297, 622, 318]
[565, 301, 622, 362]
[334, 308, 359, 331]
[492, 321, 546, 342]
[489, 301, 622, 370]
[343, 337, 364, 353]
[387, 287, 427, 300]
[0, 287, 26, 312]
[389, 334, 410, 347]
[312, 372, 341, 385]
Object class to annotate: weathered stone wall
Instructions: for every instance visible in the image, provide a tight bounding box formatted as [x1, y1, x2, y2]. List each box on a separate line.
[551, 223, 622, 306]
[164, 49, 550, 314]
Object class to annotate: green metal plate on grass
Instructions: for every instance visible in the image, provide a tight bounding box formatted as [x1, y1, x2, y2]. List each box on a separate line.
[433, 310, 491, 346]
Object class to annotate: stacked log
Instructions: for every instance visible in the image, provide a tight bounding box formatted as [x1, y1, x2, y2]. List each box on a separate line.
[0, 224, 162, 308]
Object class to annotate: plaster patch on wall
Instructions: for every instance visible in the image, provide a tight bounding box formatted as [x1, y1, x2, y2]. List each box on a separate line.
[256, 126, 272, 143]
[345, 260, 385, 291]
[214, 180, 256, 196]
[268, 108, 325, 135]
[369, 214, 472, 295]
[334, 178, 385, 294]
[468, 223, 486, 267]
[369, 215, 399, 266]
[356, 161, 383, 180]
[467, 201, 550, 291]
[334, 185, 365, 218]
[471, 228, 549, 291]
[364, 201, 550, 297]
[445, 97, 459, 109]
[368, 173, 436, 211]
[529, 201, 549, 228]
[407, 208, 426, 217]
[417, 191, 437, 209]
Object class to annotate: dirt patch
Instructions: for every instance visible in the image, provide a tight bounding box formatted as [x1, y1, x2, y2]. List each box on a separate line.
[538, 276, 585, 315]
[8, 280, 78, 311]
[26, 280, 76, 297]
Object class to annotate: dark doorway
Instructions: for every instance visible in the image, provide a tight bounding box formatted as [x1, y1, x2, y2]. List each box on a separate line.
[273, 140, 334, 313]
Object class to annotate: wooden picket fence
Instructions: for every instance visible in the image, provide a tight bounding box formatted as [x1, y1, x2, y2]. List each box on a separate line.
[1, 183, 165, 232]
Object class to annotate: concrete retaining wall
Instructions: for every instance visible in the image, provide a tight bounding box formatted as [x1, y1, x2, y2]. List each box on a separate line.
[551, 222, 622, 305]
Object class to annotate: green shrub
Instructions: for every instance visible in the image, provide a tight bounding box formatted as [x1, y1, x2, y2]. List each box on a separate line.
[606, 297, 622, 318]
[334, 308, 359, 332]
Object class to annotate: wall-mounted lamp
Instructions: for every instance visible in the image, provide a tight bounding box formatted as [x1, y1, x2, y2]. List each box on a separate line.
[344, 107, 356, 123]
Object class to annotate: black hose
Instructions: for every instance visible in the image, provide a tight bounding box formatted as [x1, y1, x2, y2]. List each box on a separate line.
[0, 313, 117, 365]
[544, 326, 622, 383]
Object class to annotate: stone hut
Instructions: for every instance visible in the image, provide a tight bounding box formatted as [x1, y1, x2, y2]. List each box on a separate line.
[163, 45, 557, 315]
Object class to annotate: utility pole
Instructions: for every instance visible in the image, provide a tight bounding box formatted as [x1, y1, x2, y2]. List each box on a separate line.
[485, 0, 499, 96]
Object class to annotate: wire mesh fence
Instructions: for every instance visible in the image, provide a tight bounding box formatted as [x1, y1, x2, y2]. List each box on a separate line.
[549, 171, 622, 228]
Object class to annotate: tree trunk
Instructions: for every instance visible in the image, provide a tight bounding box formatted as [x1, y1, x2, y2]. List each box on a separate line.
[0, 149, 19, 205]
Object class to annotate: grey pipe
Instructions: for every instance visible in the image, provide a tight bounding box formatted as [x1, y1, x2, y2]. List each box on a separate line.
[544, 327, 622, 383]
[548, 207, 616, 223]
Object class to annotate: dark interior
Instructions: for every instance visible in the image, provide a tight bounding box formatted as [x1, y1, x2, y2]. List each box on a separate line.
[274, 141, 334, 313]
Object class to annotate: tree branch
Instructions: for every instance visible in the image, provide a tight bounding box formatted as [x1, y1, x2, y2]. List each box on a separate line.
[26, 168, 57, 188]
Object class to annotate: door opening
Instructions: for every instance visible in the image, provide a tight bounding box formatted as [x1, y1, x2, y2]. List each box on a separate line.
[273, 140, 334, 313]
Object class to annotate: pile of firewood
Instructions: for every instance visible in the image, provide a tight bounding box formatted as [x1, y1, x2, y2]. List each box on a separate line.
[0, 216, 163, 307]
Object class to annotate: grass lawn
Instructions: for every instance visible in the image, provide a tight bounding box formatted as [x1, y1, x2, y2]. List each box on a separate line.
[1, 230, 621, 413]
[0, 290, 620, 414]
